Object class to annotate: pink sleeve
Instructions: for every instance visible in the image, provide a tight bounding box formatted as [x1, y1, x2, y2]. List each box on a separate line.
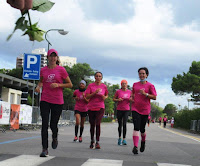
[73, 90, 76, 96]
[40, 67, 44, 78]
[150, 84, 157, 96]
[132, 83, 135, 94]
[105, 86, 108, 96]
[114, 91, 118, 98]
[85, 84, 91, 94]
[61, 67, 69, 79]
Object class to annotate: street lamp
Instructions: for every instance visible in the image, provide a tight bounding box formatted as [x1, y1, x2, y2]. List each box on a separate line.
[187, 98, 192, 110]
[45, 29, 69, 51]
[178, 104, 181, 111]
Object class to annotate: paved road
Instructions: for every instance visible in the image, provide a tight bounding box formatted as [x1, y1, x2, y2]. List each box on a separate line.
[0, 122, 200, 166]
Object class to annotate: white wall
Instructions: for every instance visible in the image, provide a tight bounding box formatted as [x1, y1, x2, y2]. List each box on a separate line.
[2, 87, 22, 104]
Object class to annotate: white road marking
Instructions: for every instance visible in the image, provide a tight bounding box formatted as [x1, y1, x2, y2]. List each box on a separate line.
[157, 163, 191, 166]
[0, 155, 55, 166]
[81, 158, 123, 166]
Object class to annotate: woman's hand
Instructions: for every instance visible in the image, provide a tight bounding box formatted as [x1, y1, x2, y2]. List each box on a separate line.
[95, 88, 101, 94]
[102, 95, 108, 101]
[118, 98, 123, 101]
[139, 89, 146, 96]
[50, 83, 60, 88]
[35, 86, 40, 93]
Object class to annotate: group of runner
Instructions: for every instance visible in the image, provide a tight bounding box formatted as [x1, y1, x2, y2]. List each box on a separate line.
[35, 49, 157, 157]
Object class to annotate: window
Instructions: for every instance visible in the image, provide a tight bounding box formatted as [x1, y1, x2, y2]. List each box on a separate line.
[10, 93, 15, 104]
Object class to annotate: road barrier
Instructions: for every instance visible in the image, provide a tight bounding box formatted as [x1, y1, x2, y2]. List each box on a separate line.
[0, 101, 76, 133]
[190, 120, 197, 131]
[197, 120, 200, 132]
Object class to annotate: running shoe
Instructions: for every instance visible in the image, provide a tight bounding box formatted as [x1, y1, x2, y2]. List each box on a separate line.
[118, 138, 122, 145]
[74, 136, 78, 142]
[132, 146, 138, 154]
[90, 141, 95, 149]
[40, 149, 49, 157]
[52, 138, 58, 149]
[140, 141, 145, 152]
[95, 142, 101, 149]
[79, 136, 82, 143]
[122, 139, 127, 145]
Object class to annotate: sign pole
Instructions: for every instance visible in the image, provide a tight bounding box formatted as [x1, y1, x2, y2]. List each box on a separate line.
[32, 80, 35, 106]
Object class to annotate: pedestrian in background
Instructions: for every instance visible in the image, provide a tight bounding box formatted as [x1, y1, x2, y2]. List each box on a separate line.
[171, 117, 174, 128]
[159, 117, 162, 125]
[86, 72, 108, 149]
[163, 115, 167, 128]
[113, 80, 132, 146]
[35, 49, 73, 157]
[73, 80, 89, 143]
[131, 67, 157, 155]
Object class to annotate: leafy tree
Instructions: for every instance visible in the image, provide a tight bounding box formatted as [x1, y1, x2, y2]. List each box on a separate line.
[163, 104, 177, 117]
[172, 61, 200, 101]
[0, 69, 10, 74]
[64, 63, 94, 90]
[105, 96, 114, 116]
[6, 68, 23, 79]
[63, 88, 75, 110]
[151, 103, 163, 120]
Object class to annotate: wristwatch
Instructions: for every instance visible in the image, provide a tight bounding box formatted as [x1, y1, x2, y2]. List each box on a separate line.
[146, 93, 149, 97]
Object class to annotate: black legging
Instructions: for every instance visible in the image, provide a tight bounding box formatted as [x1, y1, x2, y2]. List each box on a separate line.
[132, 111, 148, 133]
[40, 101, 63, 149]
[88, 109, 104, 142]
[117, 110, 129, 138]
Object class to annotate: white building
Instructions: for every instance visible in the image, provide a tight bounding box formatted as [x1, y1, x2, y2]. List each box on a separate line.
[1, 87, 22, 105]
[16, 48, 47, 68]
[32, 48, 47, 68]
[59, 56, 77, 68]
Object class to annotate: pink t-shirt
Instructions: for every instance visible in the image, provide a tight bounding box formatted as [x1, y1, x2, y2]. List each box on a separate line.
[86, 82, 108, 111]
[40, 65, 69, 104]
[163, 117, 167, 122]
[114, 89, 131, 111]
[131, 81, 157, 115]
[73, 89, 88, 112]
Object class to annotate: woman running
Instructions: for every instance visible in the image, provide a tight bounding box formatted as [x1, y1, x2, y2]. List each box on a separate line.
[131, 67, 157, 154]
[86, 72, 108, 149]
[73, 80, 89, 143]
[113, 80, 131, 145]
[35, 49, 73, 157]
[163, 115, 167, 128]
[159, 117, 162, 125]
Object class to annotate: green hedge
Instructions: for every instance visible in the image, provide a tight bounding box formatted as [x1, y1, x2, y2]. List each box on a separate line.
[174, 108, 200, 129]
[101, 117, 112, 122]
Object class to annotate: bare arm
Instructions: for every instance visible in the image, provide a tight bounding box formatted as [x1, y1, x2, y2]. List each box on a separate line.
[139, 89, 156, 100]
[50, 76, 73, 89]
[86, 88, 101, 99]
[35, 77, 43, 93]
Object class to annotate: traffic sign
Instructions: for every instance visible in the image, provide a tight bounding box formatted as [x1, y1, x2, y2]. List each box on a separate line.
[23, 53, 41, 80]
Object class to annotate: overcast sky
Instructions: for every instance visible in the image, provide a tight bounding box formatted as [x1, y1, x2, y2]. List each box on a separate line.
[1, 0, 200, 109]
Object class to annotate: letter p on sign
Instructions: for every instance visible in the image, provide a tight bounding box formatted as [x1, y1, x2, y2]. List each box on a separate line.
[27, 55, 37, 68]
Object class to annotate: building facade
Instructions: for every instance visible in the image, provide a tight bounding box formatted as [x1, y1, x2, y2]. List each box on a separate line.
[16, 48, 47, 68]
[59, 56, 77, 68]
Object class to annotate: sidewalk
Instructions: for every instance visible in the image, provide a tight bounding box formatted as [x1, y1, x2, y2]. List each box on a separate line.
[158, 123, 200, 142]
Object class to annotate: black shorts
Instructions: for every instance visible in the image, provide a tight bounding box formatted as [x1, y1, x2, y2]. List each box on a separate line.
[74, 110, 88, 117]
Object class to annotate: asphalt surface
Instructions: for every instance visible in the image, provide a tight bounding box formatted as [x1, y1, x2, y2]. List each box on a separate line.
[0, 122, 200, 166]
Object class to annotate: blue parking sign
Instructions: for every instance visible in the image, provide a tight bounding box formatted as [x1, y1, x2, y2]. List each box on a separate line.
[23, 53, 41, 80]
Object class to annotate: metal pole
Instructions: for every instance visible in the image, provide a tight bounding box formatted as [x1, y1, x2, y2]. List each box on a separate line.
[32, 80, 35, 106]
